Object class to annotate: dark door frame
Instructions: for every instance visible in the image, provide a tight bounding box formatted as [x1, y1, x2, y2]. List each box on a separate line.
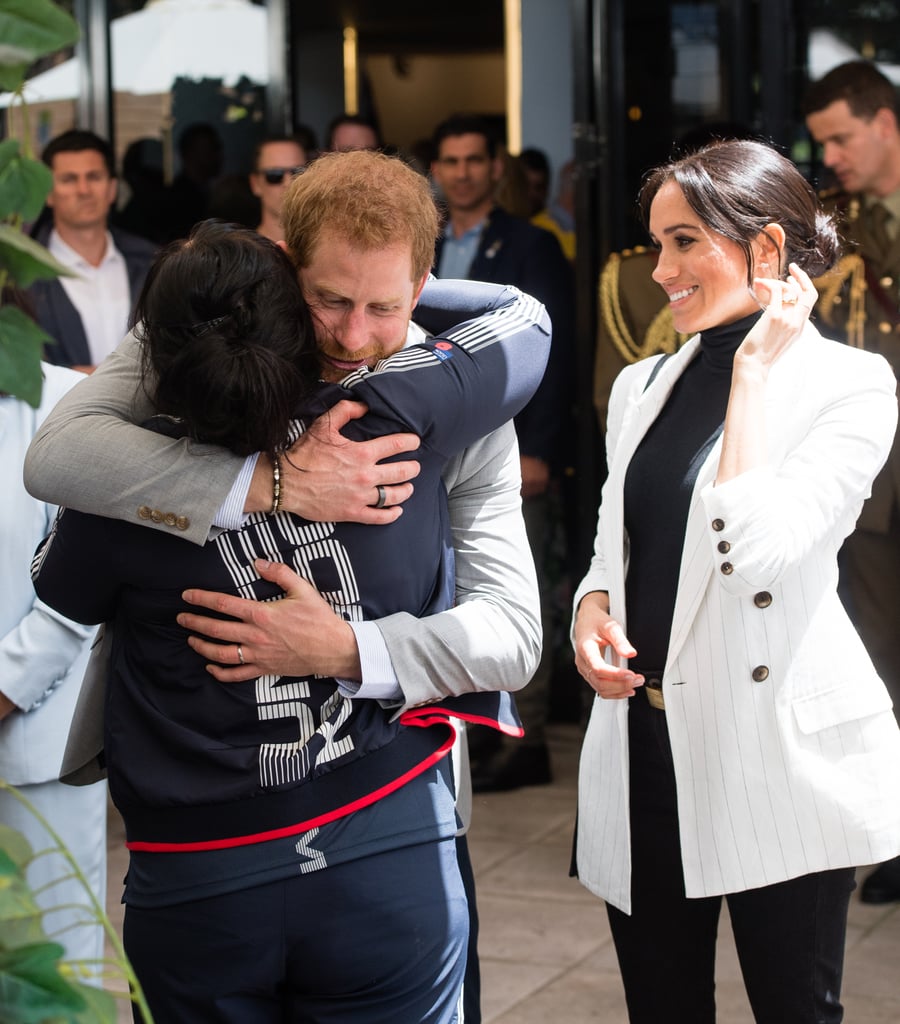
[568, 0, 801, 563]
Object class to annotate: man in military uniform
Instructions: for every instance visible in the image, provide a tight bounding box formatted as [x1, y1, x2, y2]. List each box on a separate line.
[805, 60, 900, 904]
[593, 245, 687, 431]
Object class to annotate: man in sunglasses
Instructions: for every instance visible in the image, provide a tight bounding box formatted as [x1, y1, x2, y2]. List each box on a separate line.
[248, 135, 308, 242]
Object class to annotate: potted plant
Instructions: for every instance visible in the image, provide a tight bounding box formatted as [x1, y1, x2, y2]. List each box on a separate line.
[0, 0, 78, 406]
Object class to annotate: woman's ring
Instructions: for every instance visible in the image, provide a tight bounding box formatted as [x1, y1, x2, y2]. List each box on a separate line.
[373, 485, 387, 509]
[237, 645, 245, 665]
[782, 293, 799, 305]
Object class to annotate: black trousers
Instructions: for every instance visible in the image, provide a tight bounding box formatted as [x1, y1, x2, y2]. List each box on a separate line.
[607, 691, 856, 1024]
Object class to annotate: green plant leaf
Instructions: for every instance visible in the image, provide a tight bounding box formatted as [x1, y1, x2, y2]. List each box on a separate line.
[0, 909, 46, 952]
[0, 941, 87, 1023]
[0, 139, 21, 172]
[0, 0, 80, 92]
[0, 825, 34, 870]
[0, 836, 48, 950]
[0, 868, 47, 949]
[0, 64, 26, 92]
[67, 980, 117, 1023]
[0, 224, 72, 287]
[0, 152, 51, 221]
[0, 305, 47, 406]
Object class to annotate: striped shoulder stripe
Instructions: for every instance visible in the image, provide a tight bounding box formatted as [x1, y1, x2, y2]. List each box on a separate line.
[341, 290, 546, 384]
[30, 510, 62, 579]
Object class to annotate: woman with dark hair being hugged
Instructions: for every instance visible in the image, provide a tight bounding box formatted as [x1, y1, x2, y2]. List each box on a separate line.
[31, 218, 550, 1023]
[572, 139, 900, 1023]
[134, 221, 319, 458]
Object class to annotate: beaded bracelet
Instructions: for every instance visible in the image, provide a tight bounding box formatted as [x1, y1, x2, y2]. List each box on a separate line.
[271, 454, 283, 515]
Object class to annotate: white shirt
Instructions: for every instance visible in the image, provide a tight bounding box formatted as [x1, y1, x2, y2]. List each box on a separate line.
[49, 229, 131, 365]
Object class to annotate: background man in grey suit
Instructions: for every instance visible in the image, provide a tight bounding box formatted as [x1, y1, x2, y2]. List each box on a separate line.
[25, 150, 543, 1024]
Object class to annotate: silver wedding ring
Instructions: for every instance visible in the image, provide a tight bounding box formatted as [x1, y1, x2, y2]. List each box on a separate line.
[373, 485, 387, 509]
[237, 644, 245, 665]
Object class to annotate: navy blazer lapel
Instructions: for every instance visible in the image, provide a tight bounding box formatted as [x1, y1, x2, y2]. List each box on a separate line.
[43, 280, 91, 366]
[467, 214, 503, 279]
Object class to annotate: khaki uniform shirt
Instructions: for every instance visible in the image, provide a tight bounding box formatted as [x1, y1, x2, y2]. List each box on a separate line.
[592, 246, 688, 431]
[814, 189, 900, 532]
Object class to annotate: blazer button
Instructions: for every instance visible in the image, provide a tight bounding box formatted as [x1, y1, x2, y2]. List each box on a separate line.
[753, 591, 773, 608]
[175, 516, 190, 531]
[150, 509, 163, 523]
[720, 561, 733, 575]
[137, 505, 152, 520]
[163, 512, 177, 527]
[717, 540, 731, 554]
[751, 665, 769, 682]
[711, 518, 725, 531]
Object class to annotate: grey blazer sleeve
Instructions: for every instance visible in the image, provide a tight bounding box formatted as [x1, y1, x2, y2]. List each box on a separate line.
[376, 420, 542, 709]
[24, 331, 244, 546]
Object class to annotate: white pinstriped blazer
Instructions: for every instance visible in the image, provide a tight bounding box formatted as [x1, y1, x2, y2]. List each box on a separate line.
[574, 324, 900, 914]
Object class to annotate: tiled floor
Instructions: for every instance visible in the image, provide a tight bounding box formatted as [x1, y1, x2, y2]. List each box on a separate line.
[470, 723, 900, 1024]
[104, 721, 900, 1022]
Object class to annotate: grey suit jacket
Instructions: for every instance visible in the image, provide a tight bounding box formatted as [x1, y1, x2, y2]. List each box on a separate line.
[26, 327, 542, 784]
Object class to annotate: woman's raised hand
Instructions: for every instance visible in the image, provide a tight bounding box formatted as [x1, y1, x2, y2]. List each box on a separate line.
[740, 262, 819, 375]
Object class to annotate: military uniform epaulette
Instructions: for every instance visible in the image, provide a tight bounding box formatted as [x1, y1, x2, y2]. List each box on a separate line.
[816, 187, 859, 225]
[811, 187, 900, 360]
[618, 244, 652, 260]
[597, 246, 688, 364]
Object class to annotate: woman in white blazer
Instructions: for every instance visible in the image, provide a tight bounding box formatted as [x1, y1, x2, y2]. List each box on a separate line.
[572, 139, 900, 1023]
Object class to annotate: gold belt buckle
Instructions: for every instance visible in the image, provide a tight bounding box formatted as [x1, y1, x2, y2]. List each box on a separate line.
[644, 676, 665, 710]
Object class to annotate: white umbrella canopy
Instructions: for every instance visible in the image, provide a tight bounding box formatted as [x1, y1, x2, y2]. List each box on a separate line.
[808, 28, 900, 85]
[111, 0, 268, 94]
[3, 0, 267, 105]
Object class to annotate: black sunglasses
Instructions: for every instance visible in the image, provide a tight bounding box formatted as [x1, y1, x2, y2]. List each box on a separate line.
[260, 166, 305, 185]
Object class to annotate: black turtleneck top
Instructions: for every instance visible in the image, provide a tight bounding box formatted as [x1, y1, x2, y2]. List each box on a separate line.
[623, 310, 762, 671]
